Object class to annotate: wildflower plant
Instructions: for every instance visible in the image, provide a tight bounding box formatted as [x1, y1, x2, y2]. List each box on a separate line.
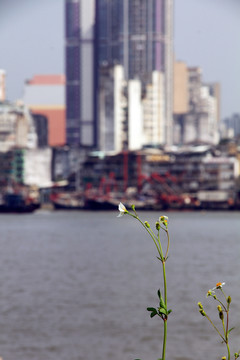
[118, 203, 171, 360]
[198, 282, 240, 360]
[117, 203, 239, 359]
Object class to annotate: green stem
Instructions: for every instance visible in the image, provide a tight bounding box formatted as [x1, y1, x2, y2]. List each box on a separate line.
[162, 261, 167, 360]
[129, 213, 162, 259]
[162, 319, 167, 360]
[226, 342, 231, 360]
[127, 211, 168, 360]
[164, 230, 170, 259]
[204, 313, 225, 343]
[157, 229, 164, 261]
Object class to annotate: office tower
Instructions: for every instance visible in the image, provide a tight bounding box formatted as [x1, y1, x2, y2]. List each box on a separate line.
[65, 0, 97, 148]
[97, 0, 174, 145]
[24, 75, 66, 146]
[65, 0, 174, 148]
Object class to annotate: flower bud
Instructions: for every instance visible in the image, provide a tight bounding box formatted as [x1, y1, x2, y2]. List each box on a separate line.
[222, 357, 226, 360]
[144, 221, 150, 228]
[227, 296, 231, 304]
[198, 302, 203, 310]
[131, 204, 135, 211]
[199, 309, 206, 316]
[156, 221, 160, 230]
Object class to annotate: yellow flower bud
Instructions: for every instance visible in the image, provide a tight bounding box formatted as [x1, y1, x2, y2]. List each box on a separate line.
[199, 309, 206, 317]
[198, 302, 203, 310]
[144, 221, 150, 228]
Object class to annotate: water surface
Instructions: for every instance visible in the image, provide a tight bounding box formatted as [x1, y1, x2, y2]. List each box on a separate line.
[0, 210, 239, 360]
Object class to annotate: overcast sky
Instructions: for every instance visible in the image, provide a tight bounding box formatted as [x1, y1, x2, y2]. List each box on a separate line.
[0, 0, 239, 119]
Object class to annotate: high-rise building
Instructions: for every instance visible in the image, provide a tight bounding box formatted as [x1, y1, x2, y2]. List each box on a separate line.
[97, 0, 174, 145]
[65, 0, 174, 148]
[65, 0, 97, 148]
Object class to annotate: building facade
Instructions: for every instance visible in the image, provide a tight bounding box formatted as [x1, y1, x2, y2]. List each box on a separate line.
[173, 63, 220, 145]
[65, 0, 97, 148]
[65, 0, 174, 149]
[23, 75, 66, 146]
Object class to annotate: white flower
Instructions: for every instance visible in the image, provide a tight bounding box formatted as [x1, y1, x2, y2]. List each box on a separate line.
[206, 289, 215, 297]
[159, 215, 168, 226]
[117, 202, 127, 217]
[159, 215, 168, 222]
[212, 282, 225, 290]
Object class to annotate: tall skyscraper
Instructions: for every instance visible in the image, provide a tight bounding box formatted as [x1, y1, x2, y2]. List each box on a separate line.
[65, 0, 97, 147]
[65, 0, 174, 148]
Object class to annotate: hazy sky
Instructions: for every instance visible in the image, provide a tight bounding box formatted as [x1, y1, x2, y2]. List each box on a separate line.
[0, 0, 239, 119]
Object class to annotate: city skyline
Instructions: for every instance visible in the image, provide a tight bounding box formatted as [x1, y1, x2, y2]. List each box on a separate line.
[0, 0, 239, 119]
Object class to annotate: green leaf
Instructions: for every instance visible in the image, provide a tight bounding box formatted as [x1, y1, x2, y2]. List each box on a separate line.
[158, 307, 167, 316]
[227, 327, 235, 335]
[159, 296, 166, 310]
[167, 309, 172, 315]
[147, 307, 156, 312]
[157, 289, 161, 299]
[150, 310, 157, 318]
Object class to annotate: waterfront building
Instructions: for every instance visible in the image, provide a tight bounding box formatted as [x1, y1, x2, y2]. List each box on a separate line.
[0, 70, 6, 102]
[128, 79, 143, 151]
[221, 113, 240, 139]
[0, 101, 37, 153]
[23, 74, 66, 147]
[142, 71, 165, 146]
[173, 61, 189, 115]
[98, 65, 127, 152]
[173, 64, 220, 145]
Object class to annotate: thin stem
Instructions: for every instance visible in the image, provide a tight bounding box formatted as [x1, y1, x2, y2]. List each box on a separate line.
[157, 229, 164, 261]
[162, 319, 167, 360]
[129, 213, 162, 260]
[226, 342, 231, 360]
[127, 211, 168, 360]
[162, 256, 168, 360]
[204, 313, 225, 343]
[213, 296, 227, 312]
[164, 229, 170, 259]
[222, 317, 226, 339]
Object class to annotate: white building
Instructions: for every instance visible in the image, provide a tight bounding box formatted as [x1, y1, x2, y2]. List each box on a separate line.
[24, 148, 52, 188]
[128, 80, 143, 151]
[142, 71, 165, 146]
[99, 65, 127, 152]
[0, 102, 37, 152]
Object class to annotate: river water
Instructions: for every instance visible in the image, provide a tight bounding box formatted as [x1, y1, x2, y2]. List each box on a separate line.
[0, 209, 239, 360]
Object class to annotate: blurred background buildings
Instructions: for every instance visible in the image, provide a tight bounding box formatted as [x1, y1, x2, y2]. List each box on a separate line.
[65, 0, 173, 150]
[0, 1, 240, 209]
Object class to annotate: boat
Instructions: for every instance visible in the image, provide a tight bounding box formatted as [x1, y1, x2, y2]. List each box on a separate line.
[50, 191, 85, 210]
[0, 191, 40, 213]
